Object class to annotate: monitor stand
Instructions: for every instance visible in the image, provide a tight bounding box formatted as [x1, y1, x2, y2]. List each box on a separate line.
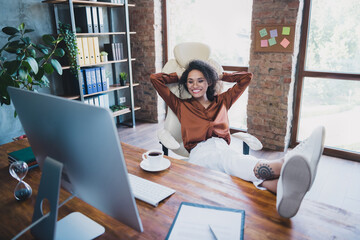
[31, 157, 105, 240]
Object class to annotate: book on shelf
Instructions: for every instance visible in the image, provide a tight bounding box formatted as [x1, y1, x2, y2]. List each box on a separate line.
[93, 37, 101, 63]
[84, 68, 93, 94]
[115, 43, 120, 60]
[79, 69, 86, 95]
[74, 6, 93, 33]
[8, 147, 38, 169]
[89, 68, 97, 93]
[100, 67, 108, 91]
[82, 37, 90, 65]
[104, 43, 116, 61]
[76, 37, 85, 65]
[97, 7, 104, 33]
[87, 37, 96, 65]
[91, 6, 99, 33]
[85, 95, 110, 108]
[95, 68, 103, 92]
[119, 42, 124, 59]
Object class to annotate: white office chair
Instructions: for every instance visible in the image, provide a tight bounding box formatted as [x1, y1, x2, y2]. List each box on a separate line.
[157, 42, 262, 158]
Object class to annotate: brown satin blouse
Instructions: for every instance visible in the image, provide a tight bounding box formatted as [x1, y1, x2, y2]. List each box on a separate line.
[150, 72, 252, 152]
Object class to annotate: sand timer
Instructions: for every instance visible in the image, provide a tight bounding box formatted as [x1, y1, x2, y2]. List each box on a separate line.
[9, 161, 32, 200]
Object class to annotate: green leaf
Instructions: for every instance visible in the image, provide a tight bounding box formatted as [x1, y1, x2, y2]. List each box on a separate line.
[5, 47, 18, 54]
[2, 27, 19, 35]
[8, 40, 20, 48]
[35, 67, 44, 80]
[42, 34, 56, 46]
[24, 29, 34, 34]
[40, 48, 49, 55]
[27, 75, 33, 84]
[41, 75, 49, 87]
[8, 35, 18, 41]
[51, 59, 62, 75]
[29, 49, 36, 58]
[18, 68, 28, 80]
[16, 54, 25, 61]
[54, 48, 65, 57]
[55, 36, 64, 43]
[43, 63, 54, 74]
[21, 37, 31, 45]
[18, 23, 25, 31]
[26, 57, 38, 74]
[36, 44, 47, 49]
[0, 73, 15, 105]
[4, 60, 21, 75]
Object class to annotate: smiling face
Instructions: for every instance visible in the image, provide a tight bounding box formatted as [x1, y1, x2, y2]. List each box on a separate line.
[186, 69, 210, 101]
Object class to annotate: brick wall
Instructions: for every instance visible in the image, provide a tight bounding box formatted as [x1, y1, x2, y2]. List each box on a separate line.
[130, 0, 163, 122]
[247, 0, 303, 151]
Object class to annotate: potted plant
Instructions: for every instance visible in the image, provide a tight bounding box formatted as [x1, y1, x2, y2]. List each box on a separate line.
[100, 51, 108, 62]
[0, 23, 64, 112]
[58, 22, 79, 79]
[119, 72, 128, 86]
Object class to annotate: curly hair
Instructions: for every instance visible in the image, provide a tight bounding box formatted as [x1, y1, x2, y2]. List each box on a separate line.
[179, 60, 219, 101]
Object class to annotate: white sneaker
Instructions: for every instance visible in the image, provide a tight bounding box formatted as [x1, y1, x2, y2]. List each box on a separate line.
[276, 126, 325, 218]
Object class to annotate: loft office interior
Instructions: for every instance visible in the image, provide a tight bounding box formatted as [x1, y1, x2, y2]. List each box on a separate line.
[0, 0, 359, 160]
[0, 0, 359, 239]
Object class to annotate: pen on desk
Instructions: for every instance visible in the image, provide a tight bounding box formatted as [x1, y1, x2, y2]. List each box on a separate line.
[208, 224, 218, 240]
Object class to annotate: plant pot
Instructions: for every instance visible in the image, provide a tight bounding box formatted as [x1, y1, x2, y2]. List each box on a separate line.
[120, 79, 127, 86]
[101, 55, 108, 62]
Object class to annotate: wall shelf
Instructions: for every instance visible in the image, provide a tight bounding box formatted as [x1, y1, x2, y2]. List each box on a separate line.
[44, 0, 139, 127]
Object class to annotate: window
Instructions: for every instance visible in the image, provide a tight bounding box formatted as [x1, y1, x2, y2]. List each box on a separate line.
[165, 0, 253, 129]
[293, 0, 360, 160]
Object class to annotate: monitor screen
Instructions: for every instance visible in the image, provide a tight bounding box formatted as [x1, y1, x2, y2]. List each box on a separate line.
[8, 87, 143, 232]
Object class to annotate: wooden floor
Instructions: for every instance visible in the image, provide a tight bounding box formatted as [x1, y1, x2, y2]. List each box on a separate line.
[117, 121, 360, 214]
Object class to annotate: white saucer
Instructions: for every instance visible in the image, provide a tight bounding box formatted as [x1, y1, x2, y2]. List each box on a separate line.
[140, 158, 171, 172]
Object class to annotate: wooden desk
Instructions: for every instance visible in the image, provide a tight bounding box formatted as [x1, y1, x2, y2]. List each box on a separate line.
[0, 139, 359, 239]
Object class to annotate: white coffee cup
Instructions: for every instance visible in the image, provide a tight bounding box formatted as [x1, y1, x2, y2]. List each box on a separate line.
[142, 149, 164, 168]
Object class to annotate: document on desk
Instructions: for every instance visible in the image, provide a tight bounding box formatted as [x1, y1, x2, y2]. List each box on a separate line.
[165, 202, 245, 240]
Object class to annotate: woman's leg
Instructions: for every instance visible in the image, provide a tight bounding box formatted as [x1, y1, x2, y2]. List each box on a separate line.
[189, 138, 279, 189]
[253, 159, 284, 181]
[261, 179, 279, 194]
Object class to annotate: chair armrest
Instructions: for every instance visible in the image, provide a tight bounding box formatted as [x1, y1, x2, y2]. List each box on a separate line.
[231, 132, 263, 151]
[157, 129, 181, 150]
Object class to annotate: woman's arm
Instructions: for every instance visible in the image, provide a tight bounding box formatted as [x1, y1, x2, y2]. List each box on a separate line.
[150, 72, 180, 113]
[220, 72, 253, 109]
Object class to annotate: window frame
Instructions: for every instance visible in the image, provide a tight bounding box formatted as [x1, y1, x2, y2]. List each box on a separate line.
[161, 0, 249, 132]
[291, 0, 360, 161]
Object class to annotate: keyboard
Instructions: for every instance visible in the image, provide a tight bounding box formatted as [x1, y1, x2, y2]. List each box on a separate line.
[128, 174, 176, 207]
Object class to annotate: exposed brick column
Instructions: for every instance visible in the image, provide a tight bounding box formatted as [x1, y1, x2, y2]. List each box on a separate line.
[130, 0, 163, 122]
[247, 0, 303, 151]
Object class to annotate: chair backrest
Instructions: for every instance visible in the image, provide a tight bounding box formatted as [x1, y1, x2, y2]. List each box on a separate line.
[160, 42, 223, 157]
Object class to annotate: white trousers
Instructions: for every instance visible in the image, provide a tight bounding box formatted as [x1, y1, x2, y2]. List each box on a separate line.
[189, 137, 265, 189]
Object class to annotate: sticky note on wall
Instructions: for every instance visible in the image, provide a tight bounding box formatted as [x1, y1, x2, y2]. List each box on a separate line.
[268, 38, 277, 46]
[270, 29, 278, 38]
[280, 38, 290, 48]
[261, 39, 268, 47]
[282, 27, 291, 35]
[259, 28, 268, 37]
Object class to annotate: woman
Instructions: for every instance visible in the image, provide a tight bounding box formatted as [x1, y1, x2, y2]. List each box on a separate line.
[150, 60, 325, 218]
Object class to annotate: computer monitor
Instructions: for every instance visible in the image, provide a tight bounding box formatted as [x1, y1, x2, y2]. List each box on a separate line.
[8, 87, 143, 232]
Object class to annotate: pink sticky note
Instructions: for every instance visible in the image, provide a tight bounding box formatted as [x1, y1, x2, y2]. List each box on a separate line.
[261, 39, 268, 47]
[280, 38, 290, 48]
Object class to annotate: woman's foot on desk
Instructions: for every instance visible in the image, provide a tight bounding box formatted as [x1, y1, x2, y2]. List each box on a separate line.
[276, 126, 326, 218]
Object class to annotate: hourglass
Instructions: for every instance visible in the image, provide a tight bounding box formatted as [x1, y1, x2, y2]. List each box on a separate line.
[9, 161, 32, 200]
